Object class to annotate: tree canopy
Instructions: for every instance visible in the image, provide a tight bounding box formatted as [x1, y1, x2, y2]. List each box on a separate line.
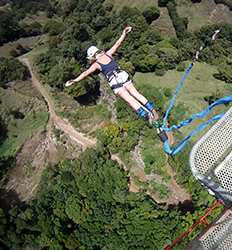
[0, 147, 214, 250]
[0, 57, 30, 86]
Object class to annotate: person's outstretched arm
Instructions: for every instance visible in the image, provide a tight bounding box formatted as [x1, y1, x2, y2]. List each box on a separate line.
[106, 26, 132, 56]
[65, 63, 98, 87]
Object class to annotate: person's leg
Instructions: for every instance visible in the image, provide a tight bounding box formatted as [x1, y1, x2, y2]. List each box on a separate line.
[117, 85, 173, 144]
[125, 82, 159, 120]
[116, 87, 149, 119]
[124, 82, 148, 105]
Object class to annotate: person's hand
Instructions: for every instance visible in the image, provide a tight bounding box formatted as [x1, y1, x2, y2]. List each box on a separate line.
[123, 26, 132, 35]
[65, 80, 75, 87]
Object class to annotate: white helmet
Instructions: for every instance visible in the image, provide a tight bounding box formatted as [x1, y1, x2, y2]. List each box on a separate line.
[86, 46, 99, 60]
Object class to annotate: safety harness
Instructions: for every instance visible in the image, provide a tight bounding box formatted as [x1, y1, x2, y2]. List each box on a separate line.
[107, 70, 130, 90]
[97, 54, 130, 90]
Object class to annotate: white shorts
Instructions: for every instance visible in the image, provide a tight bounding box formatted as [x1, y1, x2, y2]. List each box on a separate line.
[108, 70, 132, 94]
[111, 80, 132, 94]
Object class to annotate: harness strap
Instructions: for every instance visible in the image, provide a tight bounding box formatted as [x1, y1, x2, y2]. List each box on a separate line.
[111, 83, 124, 90]
[95, 61, 102, 70]
[106, 53, 113, 59]
[109, 70, 130, 90]
[107, 69, 121, 81]
[96, 54, 115, 71]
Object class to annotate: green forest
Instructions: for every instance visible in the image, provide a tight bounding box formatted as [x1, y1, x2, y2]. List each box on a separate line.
[0, 0, 232, 249]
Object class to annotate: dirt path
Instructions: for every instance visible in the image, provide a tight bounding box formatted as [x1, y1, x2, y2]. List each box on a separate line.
[19, 57, 96, 150]
[165, 163, 191, 204]
[132, 138, 146, 170]
[4, 57, 96, 202]
[111, 154, 140, 193]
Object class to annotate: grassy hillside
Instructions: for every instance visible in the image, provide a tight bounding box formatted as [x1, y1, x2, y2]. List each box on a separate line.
[105, 0, 176, 36]
[176, 0, 232, 31]
[105, 0, 159, 11]
[106, 0, 232, 35]
[0, 80, 48, 157]
[134, 62, 230, 113]
[136, 62, 230, 141]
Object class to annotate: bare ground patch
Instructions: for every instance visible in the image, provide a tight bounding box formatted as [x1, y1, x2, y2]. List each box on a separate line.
[5, 131, 50, 201]
[130, 139, 191, 205]
[152, 8, 176, 37]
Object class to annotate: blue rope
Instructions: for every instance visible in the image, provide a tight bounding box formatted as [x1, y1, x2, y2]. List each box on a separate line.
[164, 95, 232, 132]
[162, 63, 194, 128]
[160, 30, 228, 156]
[162, 95, 232, 155]
[163, 113, 224, 156]
[162, 30, 221, 130]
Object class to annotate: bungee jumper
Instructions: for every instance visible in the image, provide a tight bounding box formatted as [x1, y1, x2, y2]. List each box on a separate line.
[65, 26, 168, 134]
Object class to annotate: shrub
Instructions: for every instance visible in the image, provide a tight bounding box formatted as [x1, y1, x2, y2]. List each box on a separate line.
[21, 21, 42, 36]
[158, 0, 171, 7]
[118, 59, 135, 76]
[214, 63, 232, 83]
[0, 10, 22, 45]
[166, 1, 188, 39]
[0, 116, 7, 144]
[177, 62, 187, 71]
[140, 29, 162, 45]
[43, 20, 65, 36]
[0, 57, 30, 86]
[142, 6, 160, 24]
[93, 16, 110, 31]
[104, 3, 113, 12]
[155, 68, 166, 76]
[9, 49, 19, 57]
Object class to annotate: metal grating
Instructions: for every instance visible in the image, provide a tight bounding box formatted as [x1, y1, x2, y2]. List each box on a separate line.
[215, 151, 232, 194]
[188, 107, 232, 250]
[188, 209, 232, 250]
[190, 107, 232, 193]
[190, 106, 232, 178]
